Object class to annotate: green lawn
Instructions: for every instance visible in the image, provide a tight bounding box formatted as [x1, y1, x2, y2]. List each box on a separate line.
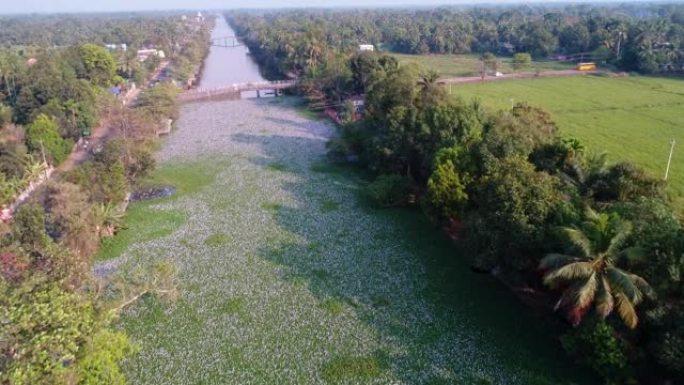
[452, 75, 684, 198]
[391, 53, 574, 78]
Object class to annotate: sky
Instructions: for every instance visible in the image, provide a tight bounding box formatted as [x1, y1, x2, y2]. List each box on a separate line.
[0, 0, 643, 14]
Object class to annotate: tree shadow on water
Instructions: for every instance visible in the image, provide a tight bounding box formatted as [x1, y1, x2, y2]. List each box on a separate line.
[231, 131, 598, 385]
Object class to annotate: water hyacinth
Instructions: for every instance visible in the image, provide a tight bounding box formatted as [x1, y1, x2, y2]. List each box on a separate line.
[100, 97, 551, 384]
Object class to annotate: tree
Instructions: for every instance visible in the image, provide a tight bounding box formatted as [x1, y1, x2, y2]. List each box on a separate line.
[480, 52, 498, 74]
[79, 44, 116, 87]
[511, 52, 532, 70]
[24, 114, 72, 166]
[426, 153, 469, 219]
[471, 155, 562, 271]
[135, 83, 179, 121]
[416, 70, 444, 107]
[0, 277, 96, 385]
[540, 208, 654, 329]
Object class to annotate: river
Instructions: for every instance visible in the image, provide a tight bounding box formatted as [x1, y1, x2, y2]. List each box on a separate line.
[200, 15, 265, 96]
[115, 14, 596, 385]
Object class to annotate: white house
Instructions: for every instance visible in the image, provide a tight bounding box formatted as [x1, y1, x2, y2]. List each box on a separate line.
[136, 49, 166, 62]
[359, 44, 375, 52]
[104, 43, 128, 51]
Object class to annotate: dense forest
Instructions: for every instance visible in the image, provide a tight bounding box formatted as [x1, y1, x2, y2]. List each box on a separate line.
[0, 13, 210, 384]
[228, 5, 684, 385]
[229, 3, 684, 76]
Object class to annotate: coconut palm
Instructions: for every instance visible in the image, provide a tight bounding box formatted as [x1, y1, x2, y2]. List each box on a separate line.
[540, 207, 654, 329]
[417, 70, 444, 106]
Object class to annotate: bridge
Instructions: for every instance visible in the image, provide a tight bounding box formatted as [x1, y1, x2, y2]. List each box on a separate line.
[178, 80, 297, 103]
[210, 36, 243, 48]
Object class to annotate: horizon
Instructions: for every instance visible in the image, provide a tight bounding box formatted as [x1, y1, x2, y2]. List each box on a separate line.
[0, 0, 665, 15]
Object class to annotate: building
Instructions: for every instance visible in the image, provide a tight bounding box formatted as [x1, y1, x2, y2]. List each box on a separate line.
[136, 49, 166, 62]
[196, 12, 205, 23]
[104, 43, 128, 51]
[359, 44, 375, 52]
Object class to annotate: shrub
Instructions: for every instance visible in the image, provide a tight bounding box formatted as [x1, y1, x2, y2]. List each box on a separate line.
[0, 103, 13, 126]
[646, 305, 684, 379]
[512, 53, 532, 70]
[76, 329, 137, 385]
[560, 317, 631, 383]
[0, 277, 96, 385]
[25, 114, 72, 166]
[425, 157, 468, 219]
[365, 174, 412, 208]
[66, 159, 128, 204]
[39, 181, 99, 261]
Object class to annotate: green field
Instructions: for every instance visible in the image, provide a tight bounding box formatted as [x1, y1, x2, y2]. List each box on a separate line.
[391, 53, 574, 77]
[452, 75, 684, 197]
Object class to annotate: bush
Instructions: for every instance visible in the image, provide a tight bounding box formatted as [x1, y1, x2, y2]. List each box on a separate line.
[365, 174, 412, 208]
[0, 277, 96, 385]
[66, 159, 128, 204]
[39, 181, 99, 261]
[326, 122, 367, 163]
[646, 305, 684, 379]
[560, 317, 631, 383]
[0, 103, 13, 126]
[76, 329, 137, 385]
[25, 114, 72, 166]
[512, 53, 532, 70]
[425, 152, 469, 220]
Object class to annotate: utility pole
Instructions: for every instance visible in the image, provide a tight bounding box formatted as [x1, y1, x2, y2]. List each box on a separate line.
[665, 139, 676, 180]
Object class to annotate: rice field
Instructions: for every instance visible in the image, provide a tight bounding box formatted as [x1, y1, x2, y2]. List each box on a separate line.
[104, 97, 596, 384]
[453, 75, 684, 198]
[391, 53, 574, 78]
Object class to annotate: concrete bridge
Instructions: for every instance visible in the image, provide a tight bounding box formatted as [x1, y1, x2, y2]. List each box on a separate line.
[178, 80, 297, 103]
[210, 36, 243, 48]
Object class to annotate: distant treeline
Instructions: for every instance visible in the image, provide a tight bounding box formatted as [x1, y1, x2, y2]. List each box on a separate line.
[228, 2, 684, 74]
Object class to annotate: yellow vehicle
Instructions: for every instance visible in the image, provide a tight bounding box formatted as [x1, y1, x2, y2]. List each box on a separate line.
[576, 62, 597, 71]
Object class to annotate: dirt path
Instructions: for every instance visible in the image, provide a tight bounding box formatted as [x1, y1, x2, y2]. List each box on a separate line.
[440, 69, 600, 85]
[57, 61, 169, 173]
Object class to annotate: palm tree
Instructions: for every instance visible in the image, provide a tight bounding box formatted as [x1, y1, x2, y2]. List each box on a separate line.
[561, 151, 608, 197]
[417, 70, 443, 105]
[540, 208, 654, 329]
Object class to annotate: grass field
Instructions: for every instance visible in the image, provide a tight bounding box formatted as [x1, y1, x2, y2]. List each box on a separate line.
[391, 53, 574, 77]
[452, 75, 684, 198]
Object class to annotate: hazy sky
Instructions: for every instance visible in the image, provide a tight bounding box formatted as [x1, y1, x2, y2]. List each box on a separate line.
[1, 0, 638, 14]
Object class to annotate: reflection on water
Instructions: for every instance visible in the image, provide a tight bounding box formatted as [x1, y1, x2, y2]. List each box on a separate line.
[200, 15, 266, 92]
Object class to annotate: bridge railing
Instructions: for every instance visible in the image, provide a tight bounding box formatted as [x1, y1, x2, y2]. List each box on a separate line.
[183, 80, 296, 95]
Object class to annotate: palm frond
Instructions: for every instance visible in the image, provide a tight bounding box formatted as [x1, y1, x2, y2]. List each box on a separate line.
[595, 276, 614, 319]
[614, 291, 638, 329]
[563, 228, 593, 259]
[583, 206, 600, 222]
[630, 274, 656, 303]
[574, 273, 598, 310]
[539, 253, 580, 270]
[605, 220, 633, 259]
[618, 246, 648, 265]
[606, 267, 641, 304]
[543, 261, 593, 287]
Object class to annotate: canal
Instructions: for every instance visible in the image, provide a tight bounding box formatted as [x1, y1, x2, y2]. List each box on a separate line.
[117, 14, 598, 385]
[200, 15, 265, 96]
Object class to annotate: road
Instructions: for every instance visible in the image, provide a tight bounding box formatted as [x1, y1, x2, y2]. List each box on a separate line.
[439, 69, 600, 85]
[57, 60, 170, 173]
